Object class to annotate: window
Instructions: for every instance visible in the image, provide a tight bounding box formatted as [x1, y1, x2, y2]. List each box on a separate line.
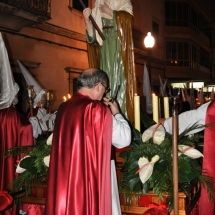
[69, 0, 88, 11]
[165, 1, 199, 32]
[166, 41, 199, 68]
[152, 21, 159, 45]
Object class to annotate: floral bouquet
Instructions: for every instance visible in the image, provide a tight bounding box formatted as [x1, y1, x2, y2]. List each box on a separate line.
[119, 114, 215, 212]
[4, 134, 53, 195]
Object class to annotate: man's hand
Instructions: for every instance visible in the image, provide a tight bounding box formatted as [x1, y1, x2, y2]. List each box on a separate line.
[99, 3, 113, 17]
[103, 97, 120, 116]
[83, 8, 91, 21]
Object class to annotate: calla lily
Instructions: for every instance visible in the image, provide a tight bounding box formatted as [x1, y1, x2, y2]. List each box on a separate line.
[43, 155, 50, 167]
[16, 156, 30, 173]
[46, 133, 53, 145]
[142, 124, 165, 145]
[136, 155, 159, 184]
[178, 145, 204, 159]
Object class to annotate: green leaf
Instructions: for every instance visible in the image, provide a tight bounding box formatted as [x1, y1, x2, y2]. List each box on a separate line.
[119, 150, 131, 159]
[142, 181, 150, 194]
[178, 169, 200, 183]
[20, 157, 36, 171]
[140, 113, 156, 128]
[126, 157, 139, 170]
[128, 175, 142, 191]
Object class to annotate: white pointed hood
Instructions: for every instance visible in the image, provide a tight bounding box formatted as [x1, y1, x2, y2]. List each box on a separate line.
[17, 60, 46, 108]
[0, 33, 19, 110]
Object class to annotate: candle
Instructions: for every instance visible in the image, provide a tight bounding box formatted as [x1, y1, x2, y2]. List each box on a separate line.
[27, 89, 32, 98]
[68, 94, 71, 99]
[134, 95, 140, 131]
[63, 96, 67, 102]
[164, 97, 169, 118]
[47, 91, 50, 100]
[152, 94, 159, 123]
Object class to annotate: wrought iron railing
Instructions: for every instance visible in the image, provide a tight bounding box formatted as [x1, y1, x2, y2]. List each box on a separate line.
[0, 0, 51, 18]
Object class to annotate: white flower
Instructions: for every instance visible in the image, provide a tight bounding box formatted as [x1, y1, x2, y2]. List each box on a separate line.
[43, 155, 50, 167]
[142, 124, 165, 145]
[178, 145, 204, 159]
[46, 133, 53, 145]
[137, 155, 159, 184]
[16, 156, 30, 173]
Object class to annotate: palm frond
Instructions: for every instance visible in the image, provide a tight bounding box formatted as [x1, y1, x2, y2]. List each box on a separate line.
[179, 122, 207, 139]
[198, 174, 215, 200]
[4, 145, 34, 157]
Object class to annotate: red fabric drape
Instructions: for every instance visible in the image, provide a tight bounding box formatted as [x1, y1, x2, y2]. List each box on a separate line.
[199, 100, 215, 215]
[0, 191, 13, 212]
[0, 106, 33, 215]
[45, 92, 113, 215]
[21, 204, 45, 215]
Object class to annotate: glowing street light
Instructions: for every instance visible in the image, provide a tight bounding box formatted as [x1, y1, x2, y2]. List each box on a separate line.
[144, 32, 155, 48]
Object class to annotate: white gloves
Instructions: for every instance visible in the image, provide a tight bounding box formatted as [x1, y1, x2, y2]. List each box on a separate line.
[29, 108, 57, 138]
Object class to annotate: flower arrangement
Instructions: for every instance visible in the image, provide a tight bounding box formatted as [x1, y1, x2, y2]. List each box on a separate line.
[5, 134, 53, 195]
[119, 114, 215, 212]
[4, 113, 215, 212]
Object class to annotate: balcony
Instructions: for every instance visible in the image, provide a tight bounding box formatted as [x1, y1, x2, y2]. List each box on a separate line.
[165, 64, 211, 82]
[0, 0, 51, 32]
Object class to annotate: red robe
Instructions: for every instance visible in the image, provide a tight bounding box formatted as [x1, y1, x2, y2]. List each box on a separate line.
[45, 92, 113, 215]
[0, 106, 33, 214]
[199, 100, 215, 215]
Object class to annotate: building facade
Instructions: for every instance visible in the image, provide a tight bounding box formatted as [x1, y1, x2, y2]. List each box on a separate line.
[0, 0, 215, 112]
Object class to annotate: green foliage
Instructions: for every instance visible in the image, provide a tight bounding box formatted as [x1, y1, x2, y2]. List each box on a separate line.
[119, 115, 215, 212]
[5, 136, 51, 195]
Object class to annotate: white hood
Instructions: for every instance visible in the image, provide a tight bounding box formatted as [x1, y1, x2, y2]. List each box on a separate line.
[0, 32, 19, 110]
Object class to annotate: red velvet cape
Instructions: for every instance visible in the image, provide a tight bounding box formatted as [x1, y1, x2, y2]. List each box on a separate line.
[0, 106, 33, 215]
[199, 100, 215, 215]
[45, 92, 113, 215]
[0, 106, 33, 190]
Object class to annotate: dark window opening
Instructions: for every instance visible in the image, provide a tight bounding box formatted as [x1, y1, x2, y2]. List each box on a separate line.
[72, 0, 88, 11]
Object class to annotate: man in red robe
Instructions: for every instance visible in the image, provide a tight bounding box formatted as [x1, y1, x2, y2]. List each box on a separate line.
[45, 68, 125, 215]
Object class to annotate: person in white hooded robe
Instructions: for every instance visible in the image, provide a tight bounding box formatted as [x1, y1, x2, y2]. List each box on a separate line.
[17, 60, 56, 139]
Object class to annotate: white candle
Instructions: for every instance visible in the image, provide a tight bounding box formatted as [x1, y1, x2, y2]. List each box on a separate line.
[46, 91, 50, 100]
[164, 97, 169, 118]
[134, 95, 140, 131]
[152, 94, 159, 123]
[27, 89, 32, 98]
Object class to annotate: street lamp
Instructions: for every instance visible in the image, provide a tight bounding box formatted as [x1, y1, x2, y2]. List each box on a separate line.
[144, 32, 155, 48]
[144, 32, 155, 84]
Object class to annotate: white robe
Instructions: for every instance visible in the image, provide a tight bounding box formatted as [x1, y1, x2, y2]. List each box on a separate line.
[29, 108, 57, 138]
[111, 113, 131, 215]
[164, 101, 210, 135]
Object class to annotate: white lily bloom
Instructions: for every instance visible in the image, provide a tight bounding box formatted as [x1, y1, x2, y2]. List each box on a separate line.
[16, 156, 30, 173]
[46, 133, 53, 145]
[138, 155, 159, 184]
[43, 155, 50, 167]
[178, 145, 204, 159]
[142, 124, 165, 145]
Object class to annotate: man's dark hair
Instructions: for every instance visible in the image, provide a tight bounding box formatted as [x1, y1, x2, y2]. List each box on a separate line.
[77, 68, 109, 90]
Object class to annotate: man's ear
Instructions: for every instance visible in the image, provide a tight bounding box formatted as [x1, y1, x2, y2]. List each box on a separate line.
[94, 83, 101, 92]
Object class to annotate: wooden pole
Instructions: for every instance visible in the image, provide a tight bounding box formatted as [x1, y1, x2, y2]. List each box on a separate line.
[172, 97, 179, 215]
[30, 104, 34, 117]
[29, 99, 34, 117]
[79, 0, 105, 40]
